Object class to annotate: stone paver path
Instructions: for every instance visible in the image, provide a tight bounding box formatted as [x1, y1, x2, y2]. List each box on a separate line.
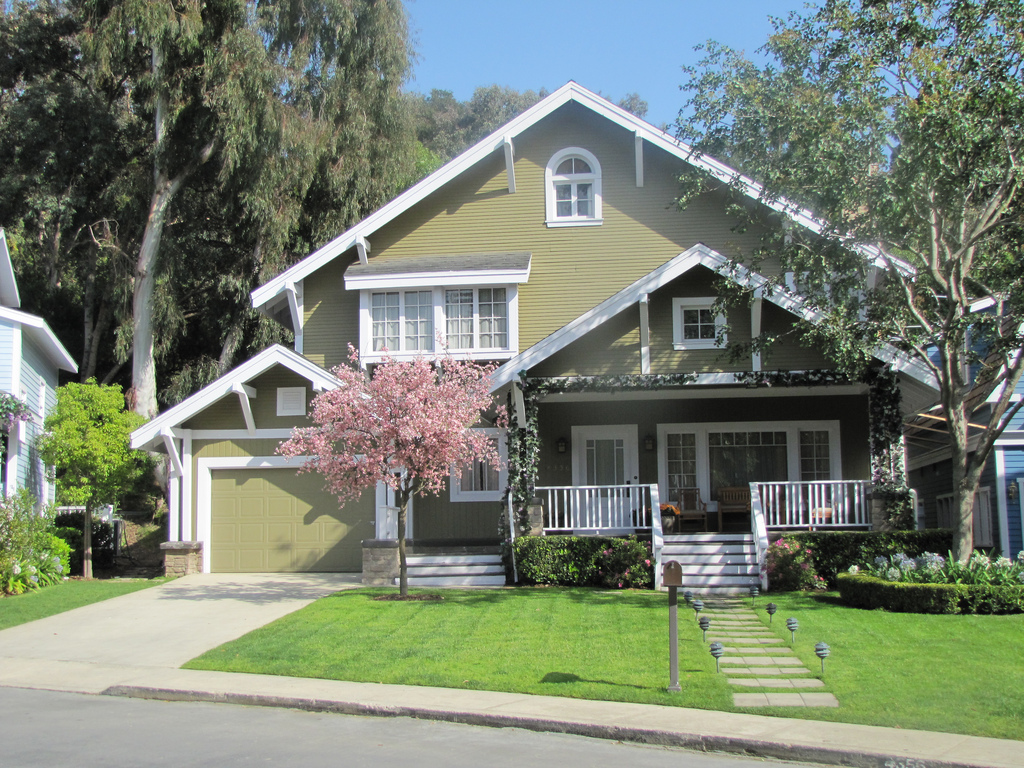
[695, 598, 838, 709]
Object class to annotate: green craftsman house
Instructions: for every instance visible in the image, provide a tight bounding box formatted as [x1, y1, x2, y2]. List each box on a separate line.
[131, 82, 938, 590]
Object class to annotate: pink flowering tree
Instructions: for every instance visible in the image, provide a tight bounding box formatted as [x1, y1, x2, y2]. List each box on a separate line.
[278, 347, 505, 596]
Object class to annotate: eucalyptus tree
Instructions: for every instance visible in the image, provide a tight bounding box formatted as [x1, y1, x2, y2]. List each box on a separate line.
[678, 0, 1024, 560]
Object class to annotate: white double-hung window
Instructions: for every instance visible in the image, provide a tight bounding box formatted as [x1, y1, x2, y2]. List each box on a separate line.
[545, 147, 602, 227]
[450, 428, 507, 502]
[445, 287, 508, 351]
[370, 290, 434, 353]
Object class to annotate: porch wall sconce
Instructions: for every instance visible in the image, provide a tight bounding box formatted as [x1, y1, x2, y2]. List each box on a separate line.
[644, 434, 656, 452]
[1009, 481, 1019, 502]
[557, 437, 568, 454]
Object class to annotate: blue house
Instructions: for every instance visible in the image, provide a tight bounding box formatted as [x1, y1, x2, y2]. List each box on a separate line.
[0, 230, 78, 502]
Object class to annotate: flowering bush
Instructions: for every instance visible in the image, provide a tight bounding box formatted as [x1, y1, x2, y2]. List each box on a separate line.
[595, 537, 653, 589]
[865, 550, 1024, 587]
[510, 535, 653, 589]
[0, 493, 71, 595]
[764, 538, 827, 591]
[0, 391, 32, 434]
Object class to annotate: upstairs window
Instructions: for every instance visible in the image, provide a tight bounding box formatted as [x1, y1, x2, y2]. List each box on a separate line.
[445, 288, 508, 351]
[371, 290, 434, 353]
[672, 297, 726, 350]
[545, 147, 602, 227]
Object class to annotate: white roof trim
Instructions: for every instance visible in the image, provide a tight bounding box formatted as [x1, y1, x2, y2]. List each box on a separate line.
[252, 81, 907, 316]
[0, 305, 77, 372]
[130, 344, 340, 450]
[0, 230, 20, 308]
[344, 266, 531, 291]
[489, 244, 937, 392]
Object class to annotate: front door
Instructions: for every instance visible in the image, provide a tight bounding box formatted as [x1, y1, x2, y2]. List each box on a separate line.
[571, 425, 639, 530]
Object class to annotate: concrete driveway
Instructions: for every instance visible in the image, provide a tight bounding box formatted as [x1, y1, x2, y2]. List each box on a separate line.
[0, 573, 360, 693]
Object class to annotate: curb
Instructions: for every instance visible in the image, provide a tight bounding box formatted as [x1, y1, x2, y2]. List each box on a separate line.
[102, 685, 988, 768]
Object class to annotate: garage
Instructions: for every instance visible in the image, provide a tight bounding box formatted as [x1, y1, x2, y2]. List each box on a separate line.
[210, 468, 372, 573]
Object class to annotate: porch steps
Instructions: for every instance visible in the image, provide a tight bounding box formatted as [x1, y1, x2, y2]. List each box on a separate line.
[661, 533, 760, 594]
[398, 552, 506, 588]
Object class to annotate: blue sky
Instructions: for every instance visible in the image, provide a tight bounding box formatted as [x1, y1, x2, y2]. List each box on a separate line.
[403, 1, 814, 130]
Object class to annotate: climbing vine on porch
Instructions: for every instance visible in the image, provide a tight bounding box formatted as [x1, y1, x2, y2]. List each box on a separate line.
[866, 366, 913, 529]
[504, 386, 539, 538]
[0, 392, 31, 433]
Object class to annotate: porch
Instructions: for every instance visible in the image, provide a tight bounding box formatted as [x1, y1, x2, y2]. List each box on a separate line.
[524, 479, 872, 590]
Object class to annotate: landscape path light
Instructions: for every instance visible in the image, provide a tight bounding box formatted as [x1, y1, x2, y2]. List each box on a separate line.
[786, 617, 799, 645]
[749, 584, 759, 607]
[698, 615, 710, 642]
[766, 602, 777, 623]
[709, 642, 724, 673]
[683, 590, 693, 604]
[692, 598, 704, 620]
[815, 642, 831, 675]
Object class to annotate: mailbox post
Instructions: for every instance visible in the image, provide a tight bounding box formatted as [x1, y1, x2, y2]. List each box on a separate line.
[663, 560, 683, 692]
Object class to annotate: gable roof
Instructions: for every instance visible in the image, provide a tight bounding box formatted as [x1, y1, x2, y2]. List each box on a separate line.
[0, 230, 20, 309]
[0, 305, 78, 373]
[130, 344, 341, 450]
[489, 243, 938, 393]
[251, 81, 899, 317]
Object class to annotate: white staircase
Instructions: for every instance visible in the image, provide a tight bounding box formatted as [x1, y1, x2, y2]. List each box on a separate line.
[660, 533, 760, 594]
[397, 552, 506, 587]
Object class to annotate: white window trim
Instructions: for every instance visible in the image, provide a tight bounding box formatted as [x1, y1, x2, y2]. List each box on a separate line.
[656, 420, 842, 508]
[450, 428, 508, 502]
[359, 286, 518, 363]
[276, 387, 307, 417]
[672, 297, 727, 350]
[545, 147, 603, 228]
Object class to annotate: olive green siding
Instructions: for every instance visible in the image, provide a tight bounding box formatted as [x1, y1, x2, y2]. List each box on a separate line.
[535, 394, 870, 489]
[413, 483, 502, 543]
[759, 303, 832, 370]
[299, 103, 777, 366]
[302, 257, 360, 371]
[182, 367, 320, 431]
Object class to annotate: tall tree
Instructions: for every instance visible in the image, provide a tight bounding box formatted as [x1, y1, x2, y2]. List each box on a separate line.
[279, 350, 504, 596]
[72, 0, 413, 418]
[678, 0, 1024, 560]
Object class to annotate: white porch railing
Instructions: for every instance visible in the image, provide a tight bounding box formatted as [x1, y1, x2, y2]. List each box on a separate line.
[538, 484, 659, 533]
[753, 480, 872, 529]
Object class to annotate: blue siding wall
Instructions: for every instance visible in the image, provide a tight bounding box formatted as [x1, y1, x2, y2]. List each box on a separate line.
[1004, 447, 1024, 555]
[0, 320, 14, 393]
[18, 337, 59, 502]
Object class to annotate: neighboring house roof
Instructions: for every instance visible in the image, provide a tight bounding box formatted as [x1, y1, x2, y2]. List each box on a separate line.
[0, 305, 77, 373]
[251, 81, 903, 317]
[344, 251, 531, 290]
[131, 344, 341, 451]
[490, 243, 938, 398]
[0, 229, 21, 309]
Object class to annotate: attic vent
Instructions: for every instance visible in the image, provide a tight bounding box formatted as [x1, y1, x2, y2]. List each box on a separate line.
[276, 387, 306, 417]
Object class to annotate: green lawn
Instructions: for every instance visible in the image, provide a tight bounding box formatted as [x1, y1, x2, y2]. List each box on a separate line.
[0, 578, 167, 631]
[184, 588, 1024, 741]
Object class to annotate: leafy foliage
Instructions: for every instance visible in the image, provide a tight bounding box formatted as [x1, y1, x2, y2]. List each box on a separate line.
[508, 535, 654, 589]
[0, 493, 70, 595]
[837, 572, 1024, 614]
[679, 0, 1024, 559]
[763, 538, 827, 591]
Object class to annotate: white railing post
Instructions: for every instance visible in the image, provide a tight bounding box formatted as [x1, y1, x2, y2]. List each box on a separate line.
[650, 484, 663, 590]
[749, 482, 770, 591]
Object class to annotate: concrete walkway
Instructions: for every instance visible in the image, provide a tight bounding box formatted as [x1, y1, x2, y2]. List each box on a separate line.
[0, 575, 1018, 768]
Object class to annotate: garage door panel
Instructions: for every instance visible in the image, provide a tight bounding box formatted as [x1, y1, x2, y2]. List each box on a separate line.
[210, 468, 370, 573]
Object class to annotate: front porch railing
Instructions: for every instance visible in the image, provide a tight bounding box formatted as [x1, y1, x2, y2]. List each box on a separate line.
[538, 483, 659, 533]
[753, 480, 872, 529]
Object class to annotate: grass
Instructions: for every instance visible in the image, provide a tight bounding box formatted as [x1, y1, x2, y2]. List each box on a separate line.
[0, 578, 168, 631]
[184, 587, 1024, 741]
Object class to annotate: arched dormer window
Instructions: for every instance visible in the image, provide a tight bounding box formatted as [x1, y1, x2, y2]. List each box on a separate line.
[545, 147, 602, 227]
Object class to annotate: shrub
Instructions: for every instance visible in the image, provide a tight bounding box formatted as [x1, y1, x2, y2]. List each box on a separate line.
[836, 572, 1024, 614]
[763, 538, 826, 591]
[508, 535, 653, 589]
[860, 550, 1024, 587]
[0, 494, 71, 595]
[53, 511, 115, 574]
[780, 529, 954, 586]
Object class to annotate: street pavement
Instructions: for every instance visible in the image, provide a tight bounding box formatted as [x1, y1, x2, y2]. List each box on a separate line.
[0, 573, 1017, 768]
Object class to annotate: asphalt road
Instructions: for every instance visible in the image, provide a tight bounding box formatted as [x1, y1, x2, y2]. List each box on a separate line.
[0, 687, 828, 768]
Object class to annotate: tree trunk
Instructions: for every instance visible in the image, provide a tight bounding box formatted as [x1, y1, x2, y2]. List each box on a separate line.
[396, 490, 409, 596]
[82, 504, 93, 579]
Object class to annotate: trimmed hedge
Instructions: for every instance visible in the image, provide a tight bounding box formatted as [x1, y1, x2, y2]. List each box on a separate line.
[507, 535, 654, 589]
[781, 529, 955, 586]
[837, 573, 1024, 614]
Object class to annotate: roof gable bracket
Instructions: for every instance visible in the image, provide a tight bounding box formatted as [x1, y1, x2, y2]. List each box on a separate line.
[502, 135, 516, 194]
[160, 428, 185, 479]
[355, 235, 370, 265]
[232, 382, 257, 435]
[639, 293, 651, 374]
[284, 281, 303, 353]
[634, 132, 644, 188]
[751, 289, 763, 372]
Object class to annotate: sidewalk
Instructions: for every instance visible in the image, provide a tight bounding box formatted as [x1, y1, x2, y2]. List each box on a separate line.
[0, 575, 1018, 768]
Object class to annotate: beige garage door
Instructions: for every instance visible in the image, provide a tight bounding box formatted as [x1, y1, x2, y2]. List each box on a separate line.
[210, 469, 371, 572]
